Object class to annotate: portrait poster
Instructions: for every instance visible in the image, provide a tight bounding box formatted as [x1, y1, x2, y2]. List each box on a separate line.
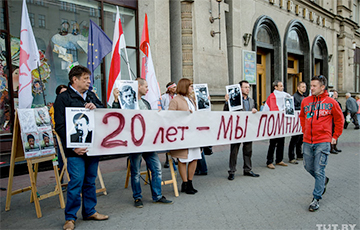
[226, 84, 243, 111]
[116, 80, 139, 110]
[284, 97, 295, 117]
[243, 50, 256, 85]
[66, 108, 95, 148]
[193, 84, 211, 111]
[17, 107, 55, 158]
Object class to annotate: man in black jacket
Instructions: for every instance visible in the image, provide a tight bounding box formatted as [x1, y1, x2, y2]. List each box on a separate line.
[54, 65, 108, 230]
[288, 81, 307, 164]
[224, 80, 259, 180]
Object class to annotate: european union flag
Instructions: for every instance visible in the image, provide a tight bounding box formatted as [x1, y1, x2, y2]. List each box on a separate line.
[87, 19, 112, 89]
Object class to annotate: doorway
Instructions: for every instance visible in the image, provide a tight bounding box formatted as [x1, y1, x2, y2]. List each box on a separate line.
[256, 52, 266, 110]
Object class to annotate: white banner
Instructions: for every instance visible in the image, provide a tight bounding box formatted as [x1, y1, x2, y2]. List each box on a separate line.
[84, 109, 302, 156]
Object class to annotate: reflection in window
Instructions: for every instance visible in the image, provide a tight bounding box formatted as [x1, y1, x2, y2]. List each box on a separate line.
[257, 27, 271, 44]
[287, 30, 300, 51]
[38, 14, 45, 28]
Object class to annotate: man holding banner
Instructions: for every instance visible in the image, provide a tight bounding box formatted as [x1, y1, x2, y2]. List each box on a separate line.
[54, 65, 108, 230]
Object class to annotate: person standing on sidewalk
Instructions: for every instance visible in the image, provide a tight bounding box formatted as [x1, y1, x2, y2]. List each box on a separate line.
[262, 80, 290, 169]
[299, 75, 344, 212]
[113, 77, 173, 208]
[224, 80, 259, 180]
[288, 82, 307, 164]
[344, 93, 360, 129]
[54, 65, 108, 230]
[330, 89, 343, 154]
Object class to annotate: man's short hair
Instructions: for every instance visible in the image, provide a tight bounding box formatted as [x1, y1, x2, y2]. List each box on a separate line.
[27, 134, 35, 141]
[239, 80, 249, 87]
[330, 89, 338, 93]
[56, 85, 68, 95]
[345, 92, 351, 97]
[272, 80, 282, 89]
[297, 81, 306, 87]
[68, 65, 91, 84]
[311, 75, 327, 87]
[136, 77, 146, 86]
[73, 113, 89, 124]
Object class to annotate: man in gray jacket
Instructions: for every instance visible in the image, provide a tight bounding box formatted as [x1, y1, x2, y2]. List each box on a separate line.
[344, 92, 359, 129]
[224, 80, 259, 180]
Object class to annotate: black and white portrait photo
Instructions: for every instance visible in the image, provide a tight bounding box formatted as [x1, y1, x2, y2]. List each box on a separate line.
[226, 84, 243, 111]
[66, 108, 95, 148]
[284, 97, 295, 117]
[118, 80, 139, 110]
[194, 84, 211, 111]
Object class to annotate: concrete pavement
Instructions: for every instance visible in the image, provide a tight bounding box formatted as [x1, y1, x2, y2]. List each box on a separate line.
[0, 127, 359, 230]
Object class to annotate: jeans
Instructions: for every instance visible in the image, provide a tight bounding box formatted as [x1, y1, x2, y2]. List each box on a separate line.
[288, 134, 304, 161]
[129, 152, 162, 201]
[229, 142, 252, 174]
[303, 142, 330, 200]
[196, 150, 208, 174]
[266, 137, 285, 165]
[65, 156, 99, 221]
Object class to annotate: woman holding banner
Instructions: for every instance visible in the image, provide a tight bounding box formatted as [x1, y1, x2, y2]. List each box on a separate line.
[169, 78, 201, 195]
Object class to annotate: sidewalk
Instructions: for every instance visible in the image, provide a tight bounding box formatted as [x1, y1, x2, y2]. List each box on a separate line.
[0, 128, 359, 230]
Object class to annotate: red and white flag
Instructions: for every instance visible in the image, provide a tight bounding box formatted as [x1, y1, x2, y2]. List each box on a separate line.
[19, 0, 40, 109]
[107, 7, 131, 106]
[262, 90, 290, 111]
[140, 14, 161, 110]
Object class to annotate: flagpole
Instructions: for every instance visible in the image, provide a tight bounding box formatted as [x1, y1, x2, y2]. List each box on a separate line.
[123, 49, 132, 80]
[120, 54, 136, 80]
[37, 63, 47, 106]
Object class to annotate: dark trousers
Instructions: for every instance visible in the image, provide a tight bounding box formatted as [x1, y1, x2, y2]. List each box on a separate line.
[288, 134, 303, 160]
[266, 137, 285, 165]
[344, 112, 359, 128]
[228, 142, 252, 174]
[196, 149, 208, 174]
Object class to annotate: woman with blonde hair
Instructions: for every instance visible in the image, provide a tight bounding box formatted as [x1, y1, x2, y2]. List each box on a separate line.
[168, 78, 201, 194]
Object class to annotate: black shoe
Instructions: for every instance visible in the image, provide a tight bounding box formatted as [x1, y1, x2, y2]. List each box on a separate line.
[334, 148, 342, 153]
[309, 198, 320, 212]
[322, 177, 329, 195]
[164, 162, 169, 168]
[195, 171, 207, 176]
[243, 171, 260, 177]
[187, 180, 197, 193]
[330, 149, 338, 154]
[154, 196, 173, 204]
[228, 173, 235, 180]
[134, 199, 143, 208]
[181, 182, 187, 193]
[355, 126, 359, 130]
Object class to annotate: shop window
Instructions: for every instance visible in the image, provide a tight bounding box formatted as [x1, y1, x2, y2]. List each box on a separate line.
[38, 14, 45, 28]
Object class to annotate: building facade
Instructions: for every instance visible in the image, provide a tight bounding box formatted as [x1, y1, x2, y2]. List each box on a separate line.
[1, 0, 359, 155]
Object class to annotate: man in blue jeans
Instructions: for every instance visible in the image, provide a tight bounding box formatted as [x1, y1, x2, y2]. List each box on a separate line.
[113, 77, 173, 208]
[299, 75, 344, 212]
[54, 65, 108, 230]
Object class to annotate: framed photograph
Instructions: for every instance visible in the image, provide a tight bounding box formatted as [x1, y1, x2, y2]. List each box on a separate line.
[243, 50, 256, 85]
[284, 97, 295, 117]
[116, 80, 138, 110]
[193, 84, 211, 111]
[66, 108, 95, 148]
[226, 84, 243, 111]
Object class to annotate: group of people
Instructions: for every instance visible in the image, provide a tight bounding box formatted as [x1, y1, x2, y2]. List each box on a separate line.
[53, 65, 347, 230]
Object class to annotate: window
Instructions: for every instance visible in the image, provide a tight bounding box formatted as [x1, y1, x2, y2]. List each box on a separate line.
[60, 2, 66, 10]
[26, 0, 34, 4]
[29, 13, 35, 27]
[69, 3, 76, 12]
[38, 14, 45, 28]
[35, 0, 44, 6]
[90, 8, 96, 17]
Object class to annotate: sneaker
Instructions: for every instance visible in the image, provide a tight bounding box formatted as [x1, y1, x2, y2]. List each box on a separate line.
[228, 173, 235, 180]
[134, 199, 143, 208]
[309, 198, 320, 212]
[154, 196, 173, 204]
[322, 177, 329, 195]
[289, 159, 299, 164]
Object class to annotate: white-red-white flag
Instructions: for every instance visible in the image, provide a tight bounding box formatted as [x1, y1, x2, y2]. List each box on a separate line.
[140, 14, 161, 110]
[262, 90, 291, 111]
[107, 7, 130, 106]
[19, 0, 40, 109]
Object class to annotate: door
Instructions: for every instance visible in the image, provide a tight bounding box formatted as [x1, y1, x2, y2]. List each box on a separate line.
[256, 52, 266, 110]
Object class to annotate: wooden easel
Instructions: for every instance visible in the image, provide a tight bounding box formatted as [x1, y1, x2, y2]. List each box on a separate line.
[5, 112, 65, 218]
[53, 130, 107, 195]
[124, 153, 179, 197]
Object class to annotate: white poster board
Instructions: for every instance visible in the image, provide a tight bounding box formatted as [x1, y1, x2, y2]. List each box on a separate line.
[116, 80, 138, 110]
[66, 108, 95, 148]
[17, 107, 56, 158]
[226, 84, 243, 111]
[193, 84, 211, 111]
[284, 97, 295, 117]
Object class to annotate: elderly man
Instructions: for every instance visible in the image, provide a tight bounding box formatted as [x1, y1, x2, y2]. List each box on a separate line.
[54, 65, 108, 230]
[344, 92, 359, 129]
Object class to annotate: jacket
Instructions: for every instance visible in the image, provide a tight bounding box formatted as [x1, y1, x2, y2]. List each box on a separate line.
[345, 97, 359, 114]
[54, 84, 104, 158]
[223, 96, 256, 112]
[299, 90, 344, 144]
[168, 95, 196, 159]
[293, 90, 306, 110]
